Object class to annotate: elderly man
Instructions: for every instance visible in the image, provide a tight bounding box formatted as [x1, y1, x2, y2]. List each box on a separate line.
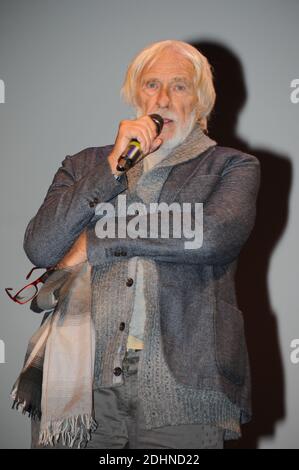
[24, 40, 260, 449]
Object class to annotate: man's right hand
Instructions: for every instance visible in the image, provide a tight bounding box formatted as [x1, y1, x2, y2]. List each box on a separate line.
[108, 115, 163, 172]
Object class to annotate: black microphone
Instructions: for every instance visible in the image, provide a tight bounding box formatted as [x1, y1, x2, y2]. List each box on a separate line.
[115, 114, 164, 173]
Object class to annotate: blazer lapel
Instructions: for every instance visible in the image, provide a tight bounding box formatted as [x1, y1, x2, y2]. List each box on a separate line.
[159, 145, 217, 205]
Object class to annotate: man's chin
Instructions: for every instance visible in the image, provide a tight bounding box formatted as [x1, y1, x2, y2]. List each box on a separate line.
[160, 123, 195, 151]
[160, 128, 175, 142]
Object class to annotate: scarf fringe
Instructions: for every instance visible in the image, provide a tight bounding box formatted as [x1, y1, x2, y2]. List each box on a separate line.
[11, 386, 42, 420]
[38, 414, 98, 449]
[11, 398, 41, 420]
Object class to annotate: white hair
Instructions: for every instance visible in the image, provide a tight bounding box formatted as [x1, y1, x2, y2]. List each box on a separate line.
[120, 39, 216, 131]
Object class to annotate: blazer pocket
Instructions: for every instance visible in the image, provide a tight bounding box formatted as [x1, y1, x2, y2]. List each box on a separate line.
[214, 299, 246, 386]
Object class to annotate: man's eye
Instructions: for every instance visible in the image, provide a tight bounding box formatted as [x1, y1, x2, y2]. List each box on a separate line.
[147, 82, 158, 89]
[175, 84, 187, 91]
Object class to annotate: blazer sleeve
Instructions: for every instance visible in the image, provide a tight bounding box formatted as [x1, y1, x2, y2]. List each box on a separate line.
[86, 152, 261, 266]
[23, 148, 127, 268]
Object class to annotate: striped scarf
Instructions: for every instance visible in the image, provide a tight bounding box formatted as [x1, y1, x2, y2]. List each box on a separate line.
[11, 261, 97, 448]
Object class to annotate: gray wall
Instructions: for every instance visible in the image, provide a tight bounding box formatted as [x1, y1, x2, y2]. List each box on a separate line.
[0, 0, 298, 449]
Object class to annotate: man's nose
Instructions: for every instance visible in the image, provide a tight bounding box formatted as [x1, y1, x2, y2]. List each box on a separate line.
[156, 86, 170, 108]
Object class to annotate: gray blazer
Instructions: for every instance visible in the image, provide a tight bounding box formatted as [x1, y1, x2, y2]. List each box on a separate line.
[23, 143, 261, 423]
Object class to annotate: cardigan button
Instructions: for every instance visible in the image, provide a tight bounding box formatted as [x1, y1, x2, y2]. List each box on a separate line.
[126, 278, 134, 287]
[119, 322, 125, 331]
[113, 367, 122, 376]
[89, 201, 95, 208]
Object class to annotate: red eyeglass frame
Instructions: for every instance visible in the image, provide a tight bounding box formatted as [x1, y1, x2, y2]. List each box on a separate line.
[5, 266, 55, 305]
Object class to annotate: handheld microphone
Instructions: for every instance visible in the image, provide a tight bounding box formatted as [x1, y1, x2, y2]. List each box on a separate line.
[115, 114, 164, 173]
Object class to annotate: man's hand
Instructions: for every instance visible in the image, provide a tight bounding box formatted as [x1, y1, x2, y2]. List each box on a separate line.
[108, 115, 163, 172]
[56, 229, 87, 269]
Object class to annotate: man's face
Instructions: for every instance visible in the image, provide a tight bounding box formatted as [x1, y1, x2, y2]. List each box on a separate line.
[135, 49, 198, 148]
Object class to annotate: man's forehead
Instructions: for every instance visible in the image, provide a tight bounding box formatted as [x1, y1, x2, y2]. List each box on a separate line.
[140, 53, 195, 82]
[140, 74, 192, 83]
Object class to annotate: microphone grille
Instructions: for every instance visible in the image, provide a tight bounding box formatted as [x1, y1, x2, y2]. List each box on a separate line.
[149, 114, 164, 135]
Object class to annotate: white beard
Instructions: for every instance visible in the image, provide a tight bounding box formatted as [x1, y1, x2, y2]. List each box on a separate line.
[135, 108, 198, 161]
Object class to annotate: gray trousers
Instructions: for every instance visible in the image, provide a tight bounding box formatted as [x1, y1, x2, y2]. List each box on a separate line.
[31, 349, 224, 449]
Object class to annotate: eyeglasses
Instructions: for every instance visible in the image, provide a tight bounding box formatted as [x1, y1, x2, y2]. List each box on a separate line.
[5, 266, 55, 305]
